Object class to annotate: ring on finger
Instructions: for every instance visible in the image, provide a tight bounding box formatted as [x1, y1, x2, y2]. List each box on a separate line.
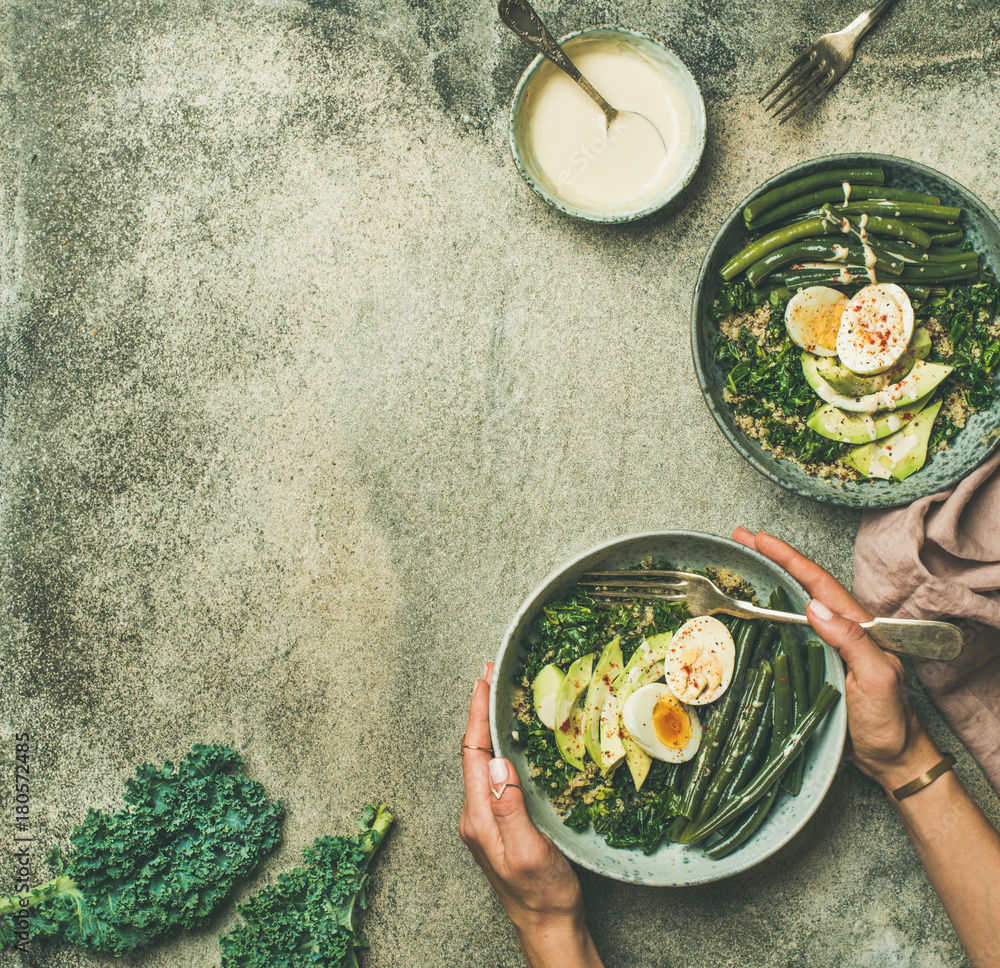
[459, 743, 494, 757]
[490, 782, 522, 800]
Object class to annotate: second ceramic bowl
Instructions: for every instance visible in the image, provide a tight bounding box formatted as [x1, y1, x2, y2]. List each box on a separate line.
[490, 531, 847, 886]
[691, 153, 1000, 507]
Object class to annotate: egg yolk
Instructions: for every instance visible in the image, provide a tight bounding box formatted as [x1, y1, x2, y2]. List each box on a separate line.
[652, 695, 692, 751]
[787, 291, 845, 352]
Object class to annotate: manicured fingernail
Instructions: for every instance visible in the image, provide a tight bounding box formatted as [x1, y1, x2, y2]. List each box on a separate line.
[810, 599, 834, 620]
[489, 758, 508, 784]
[482, 663, 489, 679]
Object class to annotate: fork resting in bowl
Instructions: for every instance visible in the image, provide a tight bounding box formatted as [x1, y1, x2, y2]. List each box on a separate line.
[579, 569, 963, 661]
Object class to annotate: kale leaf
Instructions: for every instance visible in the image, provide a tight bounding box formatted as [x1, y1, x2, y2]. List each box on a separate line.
[0, 745, 283, 955]
[217, 804, 393, 968]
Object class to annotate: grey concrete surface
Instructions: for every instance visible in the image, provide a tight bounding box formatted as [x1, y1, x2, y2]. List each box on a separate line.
[2, 0, 999, 965]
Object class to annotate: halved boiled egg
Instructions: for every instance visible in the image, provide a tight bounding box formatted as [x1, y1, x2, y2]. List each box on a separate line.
[784, 286, 848, 357]
[663, 616, 735, 705]
[621, 683, 702, 763]
[836, 283, 915, 376]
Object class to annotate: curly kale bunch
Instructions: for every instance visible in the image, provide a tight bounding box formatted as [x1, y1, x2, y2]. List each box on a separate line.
[0, 744, 283, 955]
[218, 804, 393, 968]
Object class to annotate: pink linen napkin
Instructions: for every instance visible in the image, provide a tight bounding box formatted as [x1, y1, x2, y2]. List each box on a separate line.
[853, 449, 1000, 796]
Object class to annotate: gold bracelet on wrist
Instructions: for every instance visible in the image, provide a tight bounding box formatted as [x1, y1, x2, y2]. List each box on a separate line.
[892, 752, 957, 800]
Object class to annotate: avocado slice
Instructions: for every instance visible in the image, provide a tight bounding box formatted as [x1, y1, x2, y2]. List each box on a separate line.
[874, 392, 936, 437]
[621, 732, 652, 790]
[599, 691, 627, 775]
[846, 398, 944, 480]
[582, 637, 624, 766]
[802, 354, 953, 414]
[554, 654, 594, 770]
[619, 659, 668, 790]
[599, 633, 671, 784]
[815, 327, 931, 396]
[808, 392, 933, 444]
[610, 632, 672, 693]
[532, 663, 566, 730]
[807, 406, 878, 445]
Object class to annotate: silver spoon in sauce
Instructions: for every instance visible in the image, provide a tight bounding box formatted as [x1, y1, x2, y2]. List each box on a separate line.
[498, 0, 669, 157]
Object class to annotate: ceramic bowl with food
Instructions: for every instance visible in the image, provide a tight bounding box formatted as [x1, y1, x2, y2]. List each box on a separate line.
[508, 27, 705, 223]
[691, 153, 1000, 508]
[489, 531, 847, 886]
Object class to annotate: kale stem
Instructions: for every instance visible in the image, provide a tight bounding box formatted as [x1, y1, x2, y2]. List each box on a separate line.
[361, 805, 394, 859]
[0, 875, 79, 917]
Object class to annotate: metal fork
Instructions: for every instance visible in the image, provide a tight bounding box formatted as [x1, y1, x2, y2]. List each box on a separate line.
[579, 570, 964, 661]
[761, 0, 899, 124]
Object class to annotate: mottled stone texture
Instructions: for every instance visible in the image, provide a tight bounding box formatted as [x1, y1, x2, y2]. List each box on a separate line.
[2, 0, 999, 965]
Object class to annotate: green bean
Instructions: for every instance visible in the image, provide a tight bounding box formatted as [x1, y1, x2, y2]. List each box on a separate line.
[770, 651, 792, 752]
[908, 219, 959, 230]
[869, 188, 941, 205]
[683, 661, 773, 840]
[687, 683, 842, 843]
[772, 267, 867, 291]
[705, 650, 793, 859]
[929, 229, 964, 246]
[748, 186, 940, 231]
[823, 210, 934, 248]
[899, 284, 932, 301]
[831, 200, 962, 222]
[704, 653, 791, 858]
[667, 815, 689, 841]
[673, 620, 760, 823]
[807, 641, 826, 706]
[724, 689, 773, 798]
[743, 168, 884, 225]
[899, 261, 979, 283]
[772, 588, 809, 797]
[704, 782, 781, 859]
[758, 286, 795, 307]
[745, 242, 904, 288]
[749, 624, 780, 669]
[881, 243, 977, 265]
[669, 761, 688, 794]
[720, 217, 840, 281]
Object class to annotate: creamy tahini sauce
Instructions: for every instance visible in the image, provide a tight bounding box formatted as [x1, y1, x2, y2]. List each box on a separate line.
[824, 203, 878, 284]
[521, 37, 692, 212]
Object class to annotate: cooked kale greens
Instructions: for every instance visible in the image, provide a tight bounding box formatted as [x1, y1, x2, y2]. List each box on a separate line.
[0, 745, 283, 955]
[521, 591, 687, 685]
[218, 804, 393, 968]
[710, 276, 759, 321]
[924, 269, 1000, 411]
[714, 291, 846, 466]
[564, 758, 682, 854]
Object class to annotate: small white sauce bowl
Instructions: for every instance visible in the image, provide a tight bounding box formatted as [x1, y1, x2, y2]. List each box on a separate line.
[508, 27, 706, 223]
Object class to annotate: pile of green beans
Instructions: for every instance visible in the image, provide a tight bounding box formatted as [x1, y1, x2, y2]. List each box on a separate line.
[720, 166, 979, 301]
[669, 592, 841, 860]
